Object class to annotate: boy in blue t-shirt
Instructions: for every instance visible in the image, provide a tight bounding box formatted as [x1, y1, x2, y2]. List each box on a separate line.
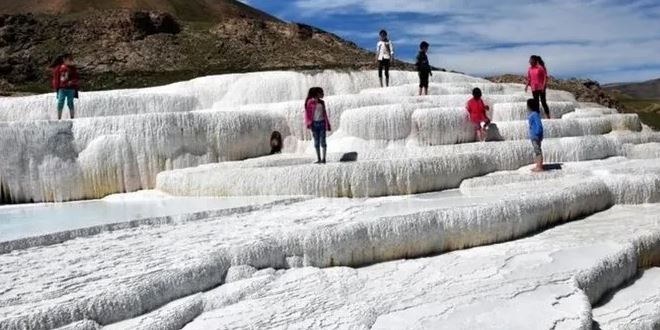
[527, 98, 544, 172]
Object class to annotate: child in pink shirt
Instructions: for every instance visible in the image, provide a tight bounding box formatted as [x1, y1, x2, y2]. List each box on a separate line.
[304, 87, 332, 164]
[525, 55, 551, 119]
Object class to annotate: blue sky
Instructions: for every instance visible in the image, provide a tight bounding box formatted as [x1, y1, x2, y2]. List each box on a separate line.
[243, 0, 660, 83]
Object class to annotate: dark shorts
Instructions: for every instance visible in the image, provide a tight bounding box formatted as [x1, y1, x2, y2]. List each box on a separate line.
[378, 59, 391, 78]
[531, 139, 543, 156]
[419, 72, 430, 88]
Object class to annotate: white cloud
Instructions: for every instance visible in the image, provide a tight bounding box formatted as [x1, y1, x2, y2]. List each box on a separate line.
[294, 0, 660, 82]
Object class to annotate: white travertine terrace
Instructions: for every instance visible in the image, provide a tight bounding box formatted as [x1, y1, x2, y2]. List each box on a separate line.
[2, 70, 660, 329]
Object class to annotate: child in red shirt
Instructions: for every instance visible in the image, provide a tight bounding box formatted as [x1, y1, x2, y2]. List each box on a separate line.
[466, 87, 491, 142]
[50, 53, 80, 120]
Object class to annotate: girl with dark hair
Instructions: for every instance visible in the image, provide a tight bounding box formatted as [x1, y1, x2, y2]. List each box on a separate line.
[304, 87, 332, 164]
[466, 87, 491, 142]
[51, 53, 80, 120]
[525, 55, 550, 119]
[376, 30, 394, 87]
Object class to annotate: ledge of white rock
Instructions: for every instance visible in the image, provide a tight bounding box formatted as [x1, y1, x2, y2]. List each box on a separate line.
[3, 159, 660, 329]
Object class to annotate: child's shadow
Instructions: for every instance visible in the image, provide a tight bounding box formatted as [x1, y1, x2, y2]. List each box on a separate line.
[543, 163, 563, 171]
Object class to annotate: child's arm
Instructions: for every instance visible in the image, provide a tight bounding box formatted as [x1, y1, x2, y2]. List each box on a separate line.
[390, 42, 395, 58]
[541, 67, 547, 90]
[376, 42, 380, 62]
[304, 99, 315, 129]
[70, 67, 81, 89]
[52, 68, 60, 91]
[525, 69, 531, 92]
[324, 106, 332, 131]
[532, 115, 543, 137]
[428, 56, 432, 76]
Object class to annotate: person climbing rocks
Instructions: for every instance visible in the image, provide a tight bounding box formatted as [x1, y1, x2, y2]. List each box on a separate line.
[415, 41, 432, 96]
[527, 98, 545, 172]
[50, 53, 80, 120]
[525, 55, 550, 119]
[304, 87, 331, 164]
[466, 88, 491, 142]
[376, 29, 394, 87]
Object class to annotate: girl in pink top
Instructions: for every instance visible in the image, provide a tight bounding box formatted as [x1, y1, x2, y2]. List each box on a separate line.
[525, 55, 551, 118]
[304, 87, 332, 164]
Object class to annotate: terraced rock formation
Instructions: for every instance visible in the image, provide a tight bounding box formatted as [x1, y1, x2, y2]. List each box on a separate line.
[1, 70, 660, 329]
[0, 0, 396, 93]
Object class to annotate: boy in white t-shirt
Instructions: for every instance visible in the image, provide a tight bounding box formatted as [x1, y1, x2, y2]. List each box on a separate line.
[376, 30, 394, 87]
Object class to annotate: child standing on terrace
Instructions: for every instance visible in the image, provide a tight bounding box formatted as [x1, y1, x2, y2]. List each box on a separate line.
[305, 87, 332, 164]
[525, 55, 550, 119]
[415, 41, 432, 96]
[527, 98, 544, 172]
[466, 87, 491, 142]
[376, 29, 394, 88]
[50, 53, 80, 120]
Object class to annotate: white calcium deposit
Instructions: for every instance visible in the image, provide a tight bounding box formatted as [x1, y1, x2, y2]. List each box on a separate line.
[2, 70, 660, 329]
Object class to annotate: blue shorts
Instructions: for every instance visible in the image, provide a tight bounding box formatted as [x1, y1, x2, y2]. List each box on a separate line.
[57, 88, 76, 111]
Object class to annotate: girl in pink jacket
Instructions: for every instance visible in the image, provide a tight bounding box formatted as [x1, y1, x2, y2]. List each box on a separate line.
[525, 55, 551, 118]
[304, 87, 331, 164]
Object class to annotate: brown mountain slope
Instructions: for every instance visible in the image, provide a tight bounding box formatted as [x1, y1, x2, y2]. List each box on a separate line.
[487, 74, 627, 111]
[604, 78, 660, 100]
[603, 78, 660, 130]
[488, 74, 660, 130]
[0, 1, 408, 93]
[0, 0, 277, 22]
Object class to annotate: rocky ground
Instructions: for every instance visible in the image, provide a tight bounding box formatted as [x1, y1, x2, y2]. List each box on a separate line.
[0, 10, 408, 94]
[486, 74, 627, 111]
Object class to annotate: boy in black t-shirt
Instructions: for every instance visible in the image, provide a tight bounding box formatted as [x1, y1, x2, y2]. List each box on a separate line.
[415, 41, 432, 96]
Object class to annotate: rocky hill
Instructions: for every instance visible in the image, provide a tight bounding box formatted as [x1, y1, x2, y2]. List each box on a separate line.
[0, 0, 277, 21]
[604, 78, 660, 100]
[0, 0, 403, 93]
[486, 74, 628, 111]
[603, 78, 660, 117]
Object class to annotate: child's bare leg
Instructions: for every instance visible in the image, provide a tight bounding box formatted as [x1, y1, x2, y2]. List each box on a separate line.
[532, 155, 544, 172]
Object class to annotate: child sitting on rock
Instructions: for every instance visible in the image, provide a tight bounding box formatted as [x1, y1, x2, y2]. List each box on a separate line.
[527, 98, 544, 172]
[466, 87, 491, 142]
[304, 87, 332, 164]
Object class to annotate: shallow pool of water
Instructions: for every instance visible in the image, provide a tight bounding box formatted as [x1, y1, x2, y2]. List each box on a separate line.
[0, 194, 287, 242]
